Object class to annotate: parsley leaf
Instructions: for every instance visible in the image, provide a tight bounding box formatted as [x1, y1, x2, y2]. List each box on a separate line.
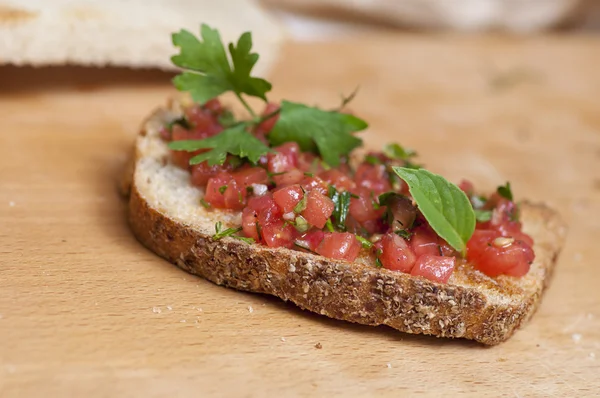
[168, 124, 272, 166]
[497, 182, 513, 201]
[171, 24, 271, 105]
[384, 143, 421, 169]
[393, 167, 475, 256]
[269, 101, 367, 167]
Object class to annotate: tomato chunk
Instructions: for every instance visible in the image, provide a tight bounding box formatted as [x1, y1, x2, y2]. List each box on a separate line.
[316, 232, 361, 261]
[410, 255, 455, 283]
[467, 230, 535, 277]
[267, 142, 300, 173]
[241, 207, 260, 241]
[273, 168, 305, 187]
[296, 230, 325, 252]
[302, 190, 334, 229]
[273, 184, 304, 214]
[354, 163, 391, 194]
[319, 169, 355, 191]
[377, 233, 417, 273]
[349, 188, 383, 223]
[261, 220, 296, 248]
[232, 166, 269, 188]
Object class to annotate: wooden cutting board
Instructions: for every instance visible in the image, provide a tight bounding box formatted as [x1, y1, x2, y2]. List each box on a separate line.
[1, 34, 599, 397]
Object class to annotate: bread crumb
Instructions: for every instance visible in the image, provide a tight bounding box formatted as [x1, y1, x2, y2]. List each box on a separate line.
[8, 201, 15, 207]
[248, 305, 254, 313]
[152, 307, 162, 314]
[280, 337, 286, 342]
[196, 307, 203, 312]
[590, 353, 596, 359]
[587, 313, 594, 320]
[386, 363, 392, 368]
[167, 306, 173, 311]
[180, 319, 186, 323]
[572, 333, 582, 343]
[314, 342, 322, 349]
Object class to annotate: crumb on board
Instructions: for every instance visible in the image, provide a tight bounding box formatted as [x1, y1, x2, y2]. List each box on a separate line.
[152, 307, 162, 314]
[590, 353, 596, 359]
[386, 363, 392, 368]
[166, 306, 173, 311]
[248, 305, 254, 313]
[8, 201, 15, 207]
[196, 307, 203, 312]
[280, 337, 286, 342]
[314, 342, 322, 349]
[572, 333, 582, 344]
[180, 319, 186, 323]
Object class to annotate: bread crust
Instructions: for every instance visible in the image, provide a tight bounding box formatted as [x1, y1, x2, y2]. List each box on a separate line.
[125, 106, 568, 345]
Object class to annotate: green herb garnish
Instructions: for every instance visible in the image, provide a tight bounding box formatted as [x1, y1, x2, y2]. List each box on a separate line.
[497, 182, 513, 201]
[392, 167, 475, 256]
[269, 101, 367, 167]
[168, 124, 272, 166]
[213, 224, 244, 240]
[169, 25, 368, 168]
[474, 209, 492, 222]
[293, 189, 308, 213]
[394, 230, 412, 239]
[327, 186, 351, 231]
[167, 116, 191, 131]
[218, 185, 228, 194]
[355, 235, 373, 249]
[325, 218, 335, 232]
[233, 236, 255, 244]
[200, 198, 211, 209]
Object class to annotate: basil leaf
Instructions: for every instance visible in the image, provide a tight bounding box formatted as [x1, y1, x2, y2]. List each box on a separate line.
[327, 186, 351, 230]
[392, 167, 475, 256]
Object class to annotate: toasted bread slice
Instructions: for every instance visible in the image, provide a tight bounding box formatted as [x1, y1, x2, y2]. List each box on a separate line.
[123, 102, 568, 345]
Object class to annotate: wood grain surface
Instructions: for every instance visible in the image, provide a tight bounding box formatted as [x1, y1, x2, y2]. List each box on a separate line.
[1, 34, 599, 397]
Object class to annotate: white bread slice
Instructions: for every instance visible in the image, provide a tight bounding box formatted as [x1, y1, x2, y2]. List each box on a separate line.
[0, 0, 285, 75]
[123, 101, 568, 345]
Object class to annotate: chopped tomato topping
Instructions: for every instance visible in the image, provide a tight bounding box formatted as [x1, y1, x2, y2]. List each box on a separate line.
[467, 230, 534, 277]
[349, 188, 383, 223]
[273, 184, 304, 214]
[354, 163, 391, 194]
[267, 142, 300, 173]
[410, 255, 455, 283]
[296, 230, 325, 252]
[376, 233, 417, 273]
[255, 102, 280, 136]
[301, 190, 334, 229]
[273, 168, 305, 187]
[300, 176, 329, 196]
[316, 232, 361, 261]
[319, 169, 355, 191]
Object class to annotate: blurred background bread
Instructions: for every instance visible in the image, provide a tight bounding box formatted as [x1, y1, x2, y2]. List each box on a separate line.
[0, 0, 286, 76]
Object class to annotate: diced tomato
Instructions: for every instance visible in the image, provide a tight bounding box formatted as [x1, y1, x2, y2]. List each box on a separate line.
[297, 152, 322, 173]
[267, 142, 300, 173]
[410, 255, 455, 283]
[185, 104, 220, 133]
[296, 230, 325, 252]
[255, 103, 280, 136]
[349, 188, 383, 223]
[467, 229, 534, 277]
[459, 179, 475, 196]
[241, 207, 260, 241]
[354, 163, 391, 194]
[261, 219, 296, 248]
[273, 184, 304, 213]
[204, 173, 230, 208]
[377, 233, 417, 273]
[190, 161, 236, 187]
[302, 190, 334, 229]
[410, 227, 441, 257]
[273, 168, 305, 187]
[232, 166, 269, 188]
[319, 169, 355, 191]
[203, 98, 223, 115]
[491, 197, 518, 225]
[494, 220, 534, 247]
[300, 176, 329, 196]
[204, 173, 246, 210]
[316, 232, 361, 261]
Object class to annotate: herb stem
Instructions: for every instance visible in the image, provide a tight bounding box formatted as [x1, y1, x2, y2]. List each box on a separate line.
[236, 93, 257, 119]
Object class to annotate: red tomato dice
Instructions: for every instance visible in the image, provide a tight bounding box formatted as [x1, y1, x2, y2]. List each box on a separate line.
[232, 166, 269, 188]
[241, 207, 260, 241]
[273, 184, 304, 214]
[296, 230, 326, 252]
[261, 219, 296, 248]
[349, 188, 383, 223]
[354, 163, 391, 194]
[316, 232, 361, 261]
[273, 168, 305, 187]
[301, 190, 334, 229]
[377, 233, 417, 273]
[410, 227, 441, 257]
[410, 255, 455, 283]
[255, 102, 280, 136]
[319, 169, 355, 191]
[267, 142, 300, 173]
[300, 176, 329, 196]
[467, 229, 535, 277]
